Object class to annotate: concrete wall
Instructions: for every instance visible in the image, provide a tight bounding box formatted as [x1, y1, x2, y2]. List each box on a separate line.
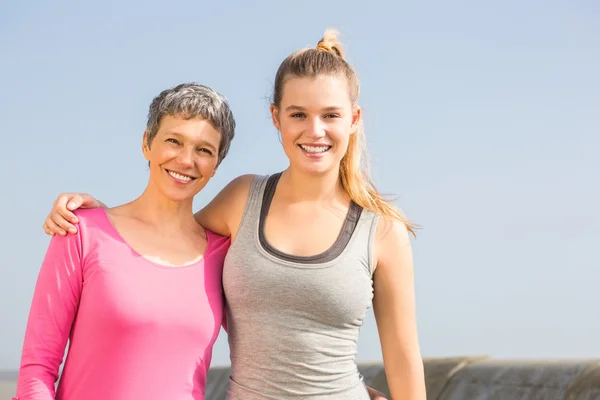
[206, 357, 600, 399]
[427, 357, 600, 400]
[3, 357, 600, 399]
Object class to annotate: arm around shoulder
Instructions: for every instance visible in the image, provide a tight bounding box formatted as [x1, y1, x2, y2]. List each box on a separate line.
[372, 218, 426, 400]
[194, 174, 256, 237]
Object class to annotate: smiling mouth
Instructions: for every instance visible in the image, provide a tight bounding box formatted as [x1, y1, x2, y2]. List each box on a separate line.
[298, 144, 332, 153]
[166, 169, 197, 182]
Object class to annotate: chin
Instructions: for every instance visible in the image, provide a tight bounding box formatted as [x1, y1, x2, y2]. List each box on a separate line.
[161, 189, 197, 203]
[297, 163, 337, 177]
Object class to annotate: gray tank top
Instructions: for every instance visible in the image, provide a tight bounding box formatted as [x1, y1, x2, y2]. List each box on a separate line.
[223, 174, 380, 399]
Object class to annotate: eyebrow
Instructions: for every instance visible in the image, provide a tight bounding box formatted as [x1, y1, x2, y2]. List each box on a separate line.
[284, 105, 342, 112]
[166, 132, 218, 152]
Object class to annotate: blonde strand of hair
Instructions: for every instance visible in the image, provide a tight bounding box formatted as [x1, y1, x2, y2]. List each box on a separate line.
[339, 122, 418, 237]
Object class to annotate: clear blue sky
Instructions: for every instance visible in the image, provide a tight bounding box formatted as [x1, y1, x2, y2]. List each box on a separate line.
[1, 1, 598, 369]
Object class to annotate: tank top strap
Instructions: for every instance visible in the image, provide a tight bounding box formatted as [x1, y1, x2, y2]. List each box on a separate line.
[359, 209, 381, 276]
[235, 174, 270, 240]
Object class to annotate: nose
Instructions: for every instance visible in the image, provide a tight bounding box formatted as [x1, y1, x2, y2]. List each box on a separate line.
[176, 148, 195, 169]
[305, 117, 327, 139]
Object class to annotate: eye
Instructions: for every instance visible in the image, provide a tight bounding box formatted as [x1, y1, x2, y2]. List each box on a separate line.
[290, 113, 306, 119]
[166, 138, 180, 145]
[197, 147, 213, 156]
[324, 113, 340, 119]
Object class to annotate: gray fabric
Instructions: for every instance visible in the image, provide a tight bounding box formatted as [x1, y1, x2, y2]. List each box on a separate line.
[223, 174, 380, 399]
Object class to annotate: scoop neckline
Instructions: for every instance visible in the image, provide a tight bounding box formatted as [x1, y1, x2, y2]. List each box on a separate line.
[98, 208, 208, 269]
[257, 172, 363, 265]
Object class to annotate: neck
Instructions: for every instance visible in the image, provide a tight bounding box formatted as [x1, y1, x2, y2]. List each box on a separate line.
[280, 166, 347, 203]
[125, 181, 197, 231]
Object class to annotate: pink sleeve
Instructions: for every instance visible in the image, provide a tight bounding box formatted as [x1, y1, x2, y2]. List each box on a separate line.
[15, 232, 83, 400]
[222, 311, 228, 333]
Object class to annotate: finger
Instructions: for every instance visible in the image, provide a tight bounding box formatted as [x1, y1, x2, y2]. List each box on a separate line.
[77, 193, 96, 209]
[45, 216, 67, 236]
[55, 194, 79, 223]
[67, 194, 84, 211]
[42, 223, 55, 237]
[54, 193, 71, 211]
[51, 210, 78, 234]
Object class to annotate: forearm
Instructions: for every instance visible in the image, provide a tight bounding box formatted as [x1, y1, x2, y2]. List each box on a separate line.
[384, 355, 426, 400]
[15, 364, 58, 399]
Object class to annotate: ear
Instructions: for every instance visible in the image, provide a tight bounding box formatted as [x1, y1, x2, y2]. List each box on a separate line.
[350, 106, 361, 134]
[270, 104, 281, 131]
[142, 130, 151, 161]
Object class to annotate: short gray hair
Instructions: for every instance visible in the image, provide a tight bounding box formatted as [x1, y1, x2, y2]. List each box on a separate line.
[146, 82, 235, 166]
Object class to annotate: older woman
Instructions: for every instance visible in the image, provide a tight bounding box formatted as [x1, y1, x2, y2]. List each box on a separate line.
[15, 83, 234, 400]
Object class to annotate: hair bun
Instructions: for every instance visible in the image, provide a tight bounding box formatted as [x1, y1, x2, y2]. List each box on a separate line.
[316, 29, 345, 58]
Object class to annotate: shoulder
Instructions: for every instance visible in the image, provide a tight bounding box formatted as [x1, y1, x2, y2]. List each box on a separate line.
[70, 208, 112, 235]
[66, 208, 114, 250]
[375, 217, 410, 246]
[73, 207, 106, 224]
[229, 173, 260, 187]
[47, 208, 109, 261]
[206, 174, 262, 210]
[197, 174, 262, 236]
[221, 174, 260, 200]
[374, 216, 413, 271]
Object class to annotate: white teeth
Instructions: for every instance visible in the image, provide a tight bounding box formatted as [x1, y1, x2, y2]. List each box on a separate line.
[300, 145, 330, 153]
[168, 170, 192, 181]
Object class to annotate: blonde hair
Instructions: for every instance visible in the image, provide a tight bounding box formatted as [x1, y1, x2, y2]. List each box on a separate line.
[272, 29, 417, 236]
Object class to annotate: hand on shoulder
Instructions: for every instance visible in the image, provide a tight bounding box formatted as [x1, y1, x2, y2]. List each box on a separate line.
[43, 193, 105, 237]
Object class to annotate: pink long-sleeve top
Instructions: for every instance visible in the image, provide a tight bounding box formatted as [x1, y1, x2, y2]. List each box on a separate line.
[15, 208, 229, 400]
